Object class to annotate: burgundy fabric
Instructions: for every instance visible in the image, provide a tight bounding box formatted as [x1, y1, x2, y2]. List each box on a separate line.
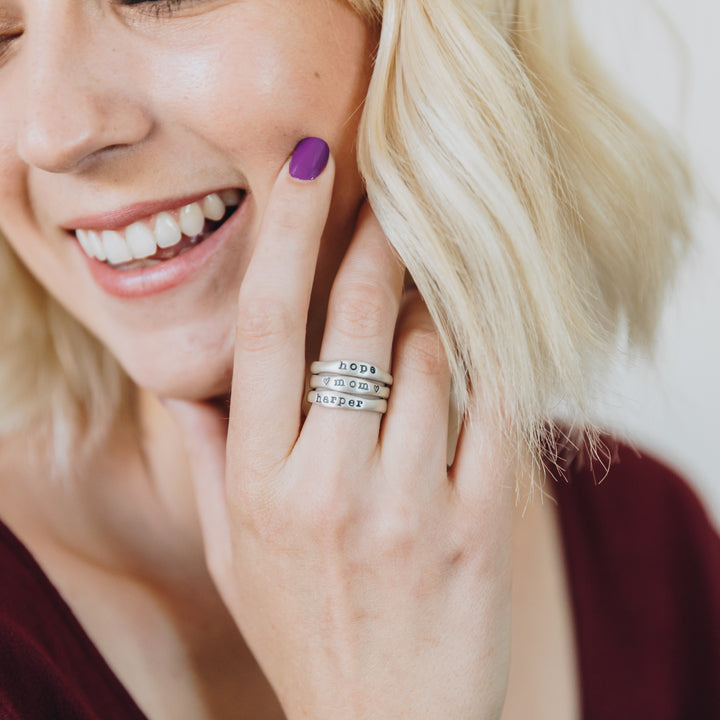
[555, 444, 720, 719]
[0, 444, 719, 718]
[0, 519, 147, 719]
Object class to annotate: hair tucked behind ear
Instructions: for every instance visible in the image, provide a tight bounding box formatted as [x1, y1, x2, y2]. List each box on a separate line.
[348, 0, 691, 477]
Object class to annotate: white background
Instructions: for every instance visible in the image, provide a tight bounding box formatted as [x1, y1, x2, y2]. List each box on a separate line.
[575, 0, 720, 525]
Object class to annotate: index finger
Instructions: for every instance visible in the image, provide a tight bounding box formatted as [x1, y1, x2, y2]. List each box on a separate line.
[229, 138, 334, 475]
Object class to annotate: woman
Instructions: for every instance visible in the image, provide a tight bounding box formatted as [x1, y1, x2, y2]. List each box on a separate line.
[0, 0, 718, 718]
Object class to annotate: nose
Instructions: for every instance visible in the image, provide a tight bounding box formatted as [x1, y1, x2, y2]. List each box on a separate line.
[16, 9, 153, 174]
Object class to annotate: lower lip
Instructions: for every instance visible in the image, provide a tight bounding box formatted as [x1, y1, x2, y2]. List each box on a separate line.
[80, 196, 249, 299]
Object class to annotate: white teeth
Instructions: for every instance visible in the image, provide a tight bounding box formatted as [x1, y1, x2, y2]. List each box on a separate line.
[76, 229, 95, 258]
[89, 230, 107, 261]
[179, 202, 205, 237]
[74, 189, 242, 265]
[102, 230, 133, 265]
[202, 193, 225, 222]
[154, 212, 182, 248]
[126, 222, 157, 259]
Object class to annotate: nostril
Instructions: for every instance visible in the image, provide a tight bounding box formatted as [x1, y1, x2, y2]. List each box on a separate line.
[19, 125, 107, 174]
[18, 91, 155, 173]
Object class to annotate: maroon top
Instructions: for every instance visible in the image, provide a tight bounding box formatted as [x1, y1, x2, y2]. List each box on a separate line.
[1, 444, 719, 719]
[555, 444, 720, 718]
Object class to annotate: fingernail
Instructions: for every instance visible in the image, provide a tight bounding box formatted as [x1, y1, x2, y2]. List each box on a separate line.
[289, 137, 330, 180]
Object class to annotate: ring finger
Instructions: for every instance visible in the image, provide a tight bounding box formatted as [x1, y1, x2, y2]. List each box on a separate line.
[303, 202, 405, 457]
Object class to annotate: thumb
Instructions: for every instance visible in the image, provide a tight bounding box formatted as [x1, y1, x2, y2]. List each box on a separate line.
[162, 397, 233, 587]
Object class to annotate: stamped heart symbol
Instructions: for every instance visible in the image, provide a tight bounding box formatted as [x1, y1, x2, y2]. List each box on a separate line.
[374, 384, 380, 393]
[323, 377, 330, 386]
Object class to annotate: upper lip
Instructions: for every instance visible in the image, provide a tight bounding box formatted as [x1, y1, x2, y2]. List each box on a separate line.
[61, 187, 243, 232]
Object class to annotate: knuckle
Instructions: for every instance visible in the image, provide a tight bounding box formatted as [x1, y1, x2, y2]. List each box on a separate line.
[370, 503, 420, 560]
[235, 296, 295, 354]
[293, 479, 357, 543]
[279, 466, 363, 548]
[332, 280, 392, 341]
[313, 490, 420, 563]
[451, 513, 507, 578]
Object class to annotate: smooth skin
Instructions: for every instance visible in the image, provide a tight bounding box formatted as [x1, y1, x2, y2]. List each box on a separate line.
[0, 0, 579, 718]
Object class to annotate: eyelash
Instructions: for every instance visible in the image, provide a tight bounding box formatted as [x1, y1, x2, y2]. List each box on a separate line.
[0, 0, 193, 66]
[119, 0, 187, 18]
[0, 0, 190, 68]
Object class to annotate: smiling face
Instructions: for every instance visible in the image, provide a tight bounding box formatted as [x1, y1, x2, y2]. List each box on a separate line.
[0, 0, 376, 399]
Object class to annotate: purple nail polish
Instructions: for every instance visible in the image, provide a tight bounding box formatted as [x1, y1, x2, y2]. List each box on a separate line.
[289, 137, 330, 180]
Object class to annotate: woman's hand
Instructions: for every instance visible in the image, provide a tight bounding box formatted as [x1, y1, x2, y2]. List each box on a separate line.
[165, 141, 514, 720]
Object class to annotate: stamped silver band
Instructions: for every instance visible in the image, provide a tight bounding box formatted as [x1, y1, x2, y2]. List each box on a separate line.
[307, 389, 388, 414]
[310, 374, 391, 399]
[309, 360, 392, 386]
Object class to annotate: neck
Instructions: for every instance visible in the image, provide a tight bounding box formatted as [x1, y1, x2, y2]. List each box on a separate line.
[0, 388, 209, 595]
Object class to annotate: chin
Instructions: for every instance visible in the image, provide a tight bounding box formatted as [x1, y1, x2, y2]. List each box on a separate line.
[114, 342, 235, 401]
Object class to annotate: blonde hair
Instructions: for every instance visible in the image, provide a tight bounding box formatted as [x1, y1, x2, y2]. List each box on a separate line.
[0, 240, 132, 475]
[352, 0, 690, 471]
[0, 0, 690, 477]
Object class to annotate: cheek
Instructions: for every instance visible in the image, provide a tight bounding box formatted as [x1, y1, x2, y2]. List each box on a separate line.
[143, 8, 375, 181]
[0, 200, 77, 316]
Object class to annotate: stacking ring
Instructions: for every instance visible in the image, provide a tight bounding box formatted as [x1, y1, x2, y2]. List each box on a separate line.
[310, 360, 392, 386]
[310, 374, 390, 399]
[306, 388, 388, 414]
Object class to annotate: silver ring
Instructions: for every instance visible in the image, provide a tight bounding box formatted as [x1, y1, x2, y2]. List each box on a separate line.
[310, 374, 391, 398]
[309, 360, 392, 386]
[307, 389, 388, 414]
